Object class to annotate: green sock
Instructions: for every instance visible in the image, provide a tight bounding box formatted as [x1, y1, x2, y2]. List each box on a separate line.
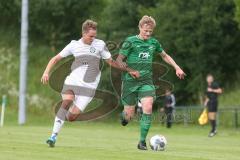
[140, 113, 152, 142]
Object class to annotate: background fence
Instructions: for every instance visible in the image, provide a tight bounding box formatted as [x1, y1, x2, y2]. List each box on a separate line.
[134, 106, 240, 128]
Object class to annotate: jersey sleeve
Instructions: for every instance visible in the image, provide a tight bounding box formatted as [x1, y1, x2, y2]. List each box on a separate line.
[119, 38, 132, 56]
[155, 40, 164, 54]
[100, 42, 111, 59]
[59, 41, 73, 57]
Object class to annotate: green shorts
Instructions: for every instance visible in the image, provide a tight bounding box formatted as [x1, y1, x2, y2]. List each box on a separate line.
[121, 79, 156, 106]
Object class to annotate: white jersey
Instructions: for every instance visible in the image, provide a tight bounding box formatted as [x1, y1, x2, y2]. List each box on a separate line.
[59, 38, 111, 89]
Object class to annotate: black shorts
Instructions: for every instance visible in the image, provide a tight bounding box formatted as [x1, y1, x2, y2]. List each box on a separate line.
[207, 100, 218, 112]
[164, 107, 173, 115]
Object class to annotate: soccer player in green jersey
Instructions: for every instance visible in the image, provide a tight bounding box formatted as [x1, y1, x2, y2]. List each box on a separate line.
[116, 15, 186, 150]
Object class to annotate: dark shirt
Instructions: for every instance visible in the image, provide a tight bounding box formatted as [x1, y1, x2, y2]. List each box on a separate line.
[164, 94, 175, 108]
[206, 82, 220, 102]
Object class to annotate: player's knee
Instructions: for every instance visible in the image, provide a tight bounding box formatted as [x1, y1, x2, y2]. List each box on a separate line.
[61, 100, 73, 110]
[143, 105, 153, 114]
[141, 98, 153, 113]
[67, 113, 79, 122]
[68, 116, 76, 122]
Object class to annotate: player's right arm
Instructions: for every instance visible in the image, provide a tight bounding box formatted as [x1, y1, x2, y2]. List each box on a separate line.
[117, 38, 131, 68]
[116, 54, 127, 68]
[116, 53, 139, 78]
[101, 39, 138, 78]
[41, 54, 63, 84]
[203, 95, 209, 107]
[105, 57, 139, 79]
[41, 41, 73, 84]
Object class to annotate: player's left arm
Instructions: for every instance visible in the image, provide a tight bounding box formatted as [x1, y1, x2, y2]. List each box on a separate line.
[105, 58, 139, 79]
[207, 87, 223, 94]
[160, 50, 186, 79]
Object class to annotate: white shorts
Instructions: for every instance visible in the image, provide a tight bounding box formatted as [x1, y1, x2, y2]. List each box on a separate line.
[61, 94, 94, 112]
[61, 75, 99, 111]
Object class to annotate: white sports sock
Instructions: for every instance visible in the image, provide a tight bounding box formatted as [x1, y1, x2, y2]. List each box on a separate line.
[51, 116, 65, 138]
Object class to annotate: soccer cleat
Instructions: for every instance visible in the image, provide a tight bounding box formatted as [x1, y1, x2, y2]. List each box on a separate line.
[120, 112, 129, 126]
[208, 130, 217, 137]
[46, 136, 56, 147]
[121, 119, 129, 126]
[137, 141, 148, 150]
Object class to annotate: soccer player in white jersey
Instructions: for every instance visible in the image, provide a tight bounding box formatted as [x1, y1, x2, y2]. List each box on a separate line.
[41, 20, 139, 147]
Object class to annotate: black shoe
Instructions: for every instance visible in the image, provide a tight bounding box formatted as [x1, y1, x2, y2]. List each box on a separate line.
[137, 141, 147, 150]
[120, 112, 128, 126]
[167, 123, 172, 128]
[121, 119, 128, 126]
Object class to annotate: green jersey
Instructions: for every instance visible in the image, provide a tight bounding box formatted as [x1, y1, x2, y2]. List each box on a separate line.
[119, 35, 163, 81]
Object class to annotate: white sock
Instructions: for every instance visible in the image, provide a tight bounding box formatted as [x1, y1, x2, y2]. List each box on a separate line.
[51, 116, 65, 138]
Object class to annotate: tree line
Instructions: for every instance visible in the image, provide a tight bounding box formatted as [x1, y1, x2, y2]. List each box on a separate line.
[0, 0, 240, 104]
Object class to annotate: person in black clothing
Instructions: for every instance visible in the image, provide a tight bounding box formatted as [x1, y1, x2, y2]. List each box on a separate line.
[163, 89, 176, 128]
[204, 74, 222, 137]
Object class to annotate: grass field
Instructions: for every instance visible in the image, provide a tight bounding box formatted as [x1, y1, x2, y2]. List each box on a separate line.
[0, 122, 240, 160]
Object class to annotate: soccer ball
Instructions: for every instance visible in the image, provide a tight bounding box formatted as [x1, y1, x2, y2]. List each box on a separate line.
[149, 135, 167, 151]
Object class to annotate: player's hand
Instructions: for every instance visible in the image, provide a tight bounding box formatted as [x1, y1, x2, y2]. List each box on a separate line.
[176, 67, 186, 79]
[41, 73, 49, 84]
[129, 70, 140, 79]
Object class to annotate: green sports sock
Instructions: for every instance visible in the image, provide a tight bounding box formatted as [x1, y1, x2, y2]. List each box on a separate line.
[140, 113, 152, 142]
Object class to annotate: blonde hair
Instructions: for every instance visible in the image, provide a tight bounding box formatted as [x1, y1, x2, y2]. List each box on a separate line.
[207, 73, 214, 78]
[138, 15, 156, 28]
[82, 19, 97, 33]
